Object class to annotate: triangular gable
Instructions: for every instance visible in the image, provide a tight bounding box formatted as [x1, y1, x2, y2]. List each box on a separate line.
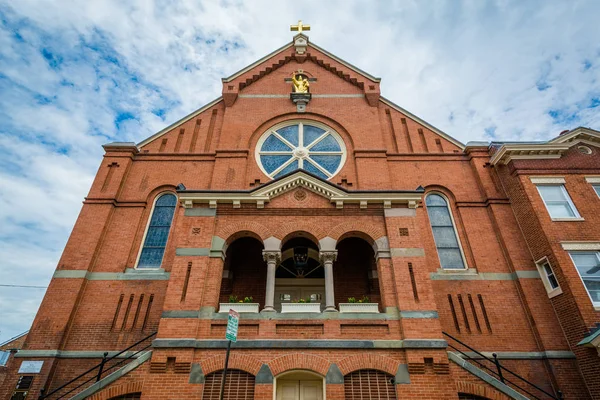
[490, 127, 600, 165]
[135, 33, 464, 152]
[549, 126, 600, 145]
[177, 170, 423, 209]
[223, 34, 380, 86]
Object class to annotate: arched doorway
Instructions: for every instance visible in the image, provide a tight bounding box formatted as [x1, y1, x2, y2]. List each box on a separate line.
[275, 370, 324, 400]
[275, 236, 324, 312]
[334, 237, 381, 309]
[220, 236, 266, 308]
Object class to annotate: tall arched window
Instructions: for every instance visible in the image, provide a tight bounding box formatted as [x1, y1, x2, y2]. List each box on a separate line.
[137, 193, 177, 269]
[425, 193, 466, 270]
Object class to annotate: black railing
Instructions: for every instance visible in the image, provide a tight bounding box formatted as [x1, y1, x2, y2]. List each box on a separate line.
[39, 332, 156, 400]
[443, 332, 562, 400]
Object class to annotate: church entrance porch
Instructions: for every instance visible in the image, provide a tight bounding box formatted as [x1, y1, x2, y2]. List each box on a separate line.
[275, 371, 324, 400]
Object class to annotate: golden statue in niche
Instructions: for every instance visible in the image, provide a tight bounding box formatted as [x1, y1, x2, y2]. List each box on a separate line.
[291, 71, 310, 93]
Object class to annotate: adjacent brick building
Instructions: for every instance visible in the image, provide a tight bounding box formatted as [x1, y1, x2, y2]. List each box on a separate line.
[2, 28, 600, 400]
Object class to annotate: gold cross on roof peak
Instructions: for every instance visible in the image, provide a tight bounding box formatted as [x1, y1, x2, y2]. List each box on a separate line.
[291, 20, 310, 34]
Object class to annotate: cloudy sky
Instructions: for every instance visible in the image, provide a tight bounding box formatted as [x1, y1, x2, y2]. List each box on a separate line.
[1, 0, 599, 342]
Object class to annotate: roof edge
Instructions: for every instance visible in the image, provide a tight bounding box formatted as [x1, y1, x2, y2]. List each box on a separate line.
[222, 41, 295, 83]
[137, 97, 223, 148]
[308, 40, 381, 83]
[380, 97, 465, 150]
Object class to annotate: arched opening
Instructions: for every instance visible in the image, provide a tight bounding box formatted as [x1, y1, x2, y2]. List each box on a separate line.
[219, 236, 266, 308]
[458, 394, 491, 400]
[203, 369, 255, 400]
[334, 237, 381, 310]
[275, 370, 324, 400]
[108, 394, 141, 400]
[275, 234, 324, 312]
[344, 370, 396, 400]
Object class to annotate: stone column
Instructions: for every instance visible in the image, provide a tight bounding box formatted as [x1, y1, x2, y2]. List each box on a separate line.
[262, 251, 280, 312]
[320, 251, 338, 312]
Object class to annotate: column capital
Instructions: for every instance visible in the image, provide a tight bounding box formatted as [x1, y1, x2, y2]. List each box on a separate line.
[262, 250, 281, 263]
[320, 250, 338, 263]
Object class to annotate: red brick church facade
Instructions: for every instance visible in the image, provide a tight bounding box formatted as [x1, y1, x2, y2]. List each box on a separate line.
[2, 29, 600, 400]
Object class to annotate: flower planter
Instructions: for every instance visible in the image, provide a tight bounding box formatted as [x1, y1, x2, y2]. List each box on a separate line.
[281, 303, 321, 313]
[339, 303, 380, 313]
[218, 303, 259, 313]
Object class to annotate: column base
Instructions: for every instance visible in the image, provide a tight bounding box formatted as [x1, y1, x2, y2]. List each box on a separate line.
[261, 306, 276, 313]
[324, 306, 338, 312]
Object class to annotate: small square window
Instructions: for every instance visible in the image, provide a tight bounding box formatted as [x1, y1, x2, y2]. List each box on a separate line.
[536, 185, 581, 219]
[536, 258, 562, 298]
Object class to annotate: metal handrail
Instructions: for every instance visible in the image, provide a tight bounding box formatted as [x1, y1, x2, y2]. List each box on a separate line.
[443, 332, 562, 400]
[39, 332, 156, 400]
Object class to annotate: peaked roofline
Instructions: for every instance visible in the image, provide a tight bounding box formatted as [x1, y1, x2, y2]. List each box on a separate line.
[0, 330, 28, 348]
[380, 97, 465, 150]
[136, 97, 223, 148]
[489, 127, 600, 165]
[222, 34, 381, 83]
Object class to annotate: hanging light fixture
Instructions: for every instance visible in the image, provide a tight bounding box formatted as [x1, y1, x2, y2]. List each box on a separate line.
[293, 246, 309, 276]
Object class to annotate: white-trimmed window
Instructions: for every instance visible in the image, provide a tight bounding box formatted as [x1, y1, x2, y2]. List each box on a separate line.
[569, 252, 600, 306]
[584, 177, 600, 198]
[425, 193, 467, 270]
[535, 185, 580, 219]
[535, 257, 562, 297]
[136, 193, 177, 269]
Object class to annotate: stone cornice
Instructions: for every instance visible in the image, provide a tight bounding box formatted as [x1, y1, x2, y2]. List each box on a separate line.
[490, 127, 600, 166]
[178, 170, 423, 210]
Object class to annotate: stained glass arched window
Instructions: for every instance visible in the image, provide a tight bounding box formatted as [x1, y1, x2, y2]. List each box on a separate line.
[425, 193, 466, 270]
[256, 121, 346, 180]
[137, 193, 177, 269]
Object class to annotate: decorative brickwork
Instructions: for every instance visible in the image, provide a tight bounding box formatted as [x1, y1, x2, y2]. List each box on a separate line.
[4, 28, 599, 400]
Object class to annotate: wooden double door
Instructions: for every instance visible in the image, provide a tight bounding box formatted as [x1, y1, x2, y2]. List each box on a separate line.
[276, 380, 323, 400]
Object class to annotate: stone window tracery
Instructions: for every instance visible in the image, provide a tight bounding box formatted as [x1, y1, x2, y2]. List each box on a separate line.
[137, 193, 177, 269]
[256, 121, 346, 180]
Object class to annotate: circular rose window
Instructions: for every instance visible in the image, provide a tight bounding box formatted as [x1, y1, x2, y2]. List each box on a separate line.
[255, 121, 346, 180]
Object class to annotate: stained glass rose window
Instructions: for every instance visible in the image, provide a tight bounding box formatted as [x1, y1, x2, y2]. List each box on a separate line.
[256, 121, 346, 180]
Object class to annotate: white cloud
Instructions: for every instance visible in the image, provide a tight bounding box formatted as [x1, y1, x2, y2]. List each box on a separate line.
[1, 0, 600, 341]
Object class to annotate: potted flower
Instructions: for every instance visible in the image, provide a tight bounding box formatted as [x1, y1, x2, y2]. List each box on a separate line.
[219, 295, 259, 313]
[339, 295, 379, 313]
[281, 297, 321, 313]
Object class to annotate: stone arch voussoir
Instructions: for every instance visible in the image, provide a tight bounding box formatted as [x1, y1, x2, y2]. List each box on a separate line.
[455, 381, 511, 400]
[337, 354, 397, 376]
[218, 221, 272, 244]
[268, 353, 330, 377]
[201, 353, 263, 376]
[88, 381, 144, 400]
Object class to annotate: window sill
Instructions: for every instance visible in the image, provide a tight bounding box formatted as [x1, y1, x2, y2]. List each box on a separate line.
[546, 287, 563, 299]
[435, 267, 476, 275]
[130, 267, 165, 273]
[551, 217, 585, 222]
[594, 305, 600, 312]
